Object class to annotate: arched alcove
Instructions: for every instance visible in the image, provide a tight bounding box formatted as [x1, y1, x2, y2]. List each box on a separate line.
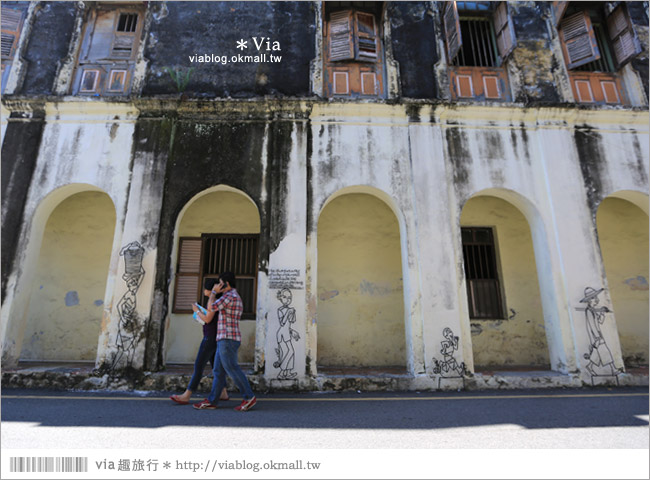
[460, 193, 550, 370]
[21, 189, 116, 361]
[166, 186, 261, 365]
[317, 190, 406, 368]
[597, 193, 649, 368]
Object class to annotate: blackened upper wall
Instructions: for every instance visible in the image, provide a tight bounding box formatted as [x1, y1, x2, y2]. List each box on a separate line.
[388, 2, 438, 99]
[20, 2, 77, 95]
[143, 1, 315, 97]
[1, 116, 45, 300]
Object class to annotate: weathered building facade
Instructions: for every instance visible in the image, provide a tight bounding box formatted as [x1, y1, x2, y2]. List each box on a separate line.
[1, 1, 648, 390]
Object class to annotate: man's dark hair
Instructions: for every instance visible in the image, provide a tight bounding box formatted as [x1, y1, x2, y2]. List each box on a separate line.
[204, 277, 219, 291]
[220, 271, 236, 288]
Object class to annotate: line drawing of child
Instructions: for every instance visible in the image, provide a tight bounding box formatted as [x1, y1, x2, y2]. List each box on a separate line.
[273, 288, 300, 380]
[432, 327, 466, 378]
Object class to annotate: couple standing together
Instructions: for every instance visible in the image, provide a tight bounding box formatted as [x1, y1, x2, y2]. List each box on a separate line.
[170, 272, 257, 411]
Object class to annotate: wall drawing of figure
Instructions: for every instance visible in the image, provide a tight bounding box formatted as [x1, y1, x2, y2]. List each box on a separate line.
[578, 287, 622, 383]
[432, 327, 467, 388]
[273, 288, 300, 379]
[110, 241, 145, 370]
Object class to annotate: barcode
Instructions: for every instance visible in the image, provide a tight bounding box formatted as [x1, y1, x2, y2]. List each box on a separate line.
[10, 457, 88, 473]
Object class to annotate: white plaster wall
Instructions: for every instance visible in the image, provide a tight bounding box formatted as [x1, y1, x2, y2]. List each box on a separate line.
[309, 103, 424, 373]
[1, 102, 135, 366]
[265, 122, 308, 380]
[21, 191, 115, 361]
[166, 191, 260, 364]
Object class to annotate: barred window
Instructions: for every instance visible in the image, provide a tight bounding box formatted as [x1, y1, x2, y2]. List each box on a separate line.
[461, 227, 505, 320]
[173, 235, 259, 319]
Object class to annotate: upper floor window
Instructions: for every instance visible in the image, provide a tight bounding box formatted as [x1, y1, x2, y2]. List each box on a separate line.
[443, 1, 515, 101]
[554, 1, 642, 104]
[73, 6, 144, 95]
[323, 2, 385, 98]
[1, 2, 27, 93]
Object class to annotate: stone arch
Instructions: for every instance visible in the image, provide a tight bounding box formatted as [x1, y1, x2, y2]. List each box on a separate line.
[459, 188, 563, 371]
[165, 185, 261, 365]
[596, 190, 649, 368]
[316, 186, 408, 369]
[14, 184, 116, 362]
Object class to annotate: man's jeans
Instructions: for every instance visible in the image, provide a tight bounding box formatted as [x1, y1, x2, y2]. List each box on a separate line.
[187, 336, 217, 392]
[208, 339, 254, 403]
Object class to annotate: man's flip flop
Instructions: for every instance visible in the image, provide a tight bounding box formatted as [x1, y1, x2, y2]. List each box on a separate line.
[170, 395, 189, 405]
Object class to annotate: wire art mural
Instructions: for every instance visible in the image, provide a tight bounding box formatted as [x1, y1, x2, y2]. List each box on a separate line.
[110, 241, 145, 371]
[273, 288, 300, 379]
[577, 287, 622, 385]
[432, 327, 468, 388]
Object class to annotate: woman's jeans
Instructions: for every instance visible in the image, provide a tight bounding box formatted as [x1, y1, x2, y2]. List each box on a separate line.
[187, 336, 217, 392]
[207, 339, 254, 403]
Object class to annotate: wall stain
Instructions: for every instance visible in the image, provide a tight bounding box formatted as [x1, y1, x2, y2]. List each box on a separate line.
[624, 276, 649, 291]
[65, 291, 79, 306]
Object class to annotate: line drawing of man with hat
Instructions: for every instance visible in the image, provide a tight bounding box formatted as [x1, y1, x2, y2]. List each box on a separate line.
[578, 286, 622, 379]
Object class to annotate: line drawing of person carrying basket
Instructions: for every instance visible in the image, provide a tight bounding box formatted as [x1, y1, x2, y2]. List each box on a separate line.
[273, 288, 300, 379]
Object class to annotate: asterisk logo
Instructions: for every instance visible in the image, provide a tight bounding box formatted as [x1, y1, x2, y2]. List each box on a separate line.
[237, 39, 248, 50]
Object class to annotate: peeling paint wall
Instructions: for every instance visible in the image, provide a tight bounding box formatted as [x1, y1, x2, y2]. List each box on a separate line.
[21, 191, 115, 361]
[167, 191, 260, 364]
[597, 198, 649, 366]
[317, 193, 406, 367]
[461, 196, 549, 368]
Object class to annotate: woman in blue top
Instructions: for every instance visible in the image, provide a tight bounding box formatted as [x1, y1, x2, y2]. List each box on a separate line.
[170, 278, 229, 405]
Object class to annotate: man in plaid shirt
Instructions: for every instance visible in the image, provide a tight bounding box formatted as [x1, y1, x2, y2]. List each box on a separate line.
[193, 272, 257, 411]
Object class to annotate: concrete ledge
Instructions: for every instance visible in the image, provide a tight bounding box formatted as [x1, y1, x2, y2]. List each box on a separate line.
[3, 365, 647, 393]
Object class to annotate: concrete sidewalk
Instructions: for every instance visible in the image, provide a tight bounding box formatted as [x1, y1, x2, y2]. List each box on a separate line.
[2, 361, 648, 392]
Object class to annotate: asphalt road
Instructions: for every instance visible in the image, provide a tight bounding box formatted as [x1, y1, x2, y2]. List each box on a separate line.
[2, 386, 648, 450]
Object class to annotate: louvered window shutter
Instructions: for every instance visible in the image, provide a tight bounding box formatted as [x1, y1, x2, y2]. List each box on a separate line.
[560, 11, 601, 69]
[329, 10, 354, 61]
[552, 1, 569, 26]
[355, 12, 377, 61]
[494, 2, 516, 60]
[111, 13, 138, 58]
[173, 238, 202, 312]
[607, 4, 641, 68]
[443, 2, 462, 63]
[1, 6, 24, 59]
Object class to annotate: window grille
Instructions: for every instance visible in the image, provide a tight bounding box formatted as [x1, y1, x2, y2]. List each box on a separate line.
[117, 13, 138, 33]
[452, 17, 499, 67]
[173, 235, 259, 319]
[461, 227, 505, 319]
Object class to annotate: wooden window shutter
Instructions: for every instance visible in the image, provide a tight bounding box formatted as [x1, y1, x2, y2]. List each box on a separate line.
[607, 4, 642, 68]
[111, 12, 139, 58]
[173, 237, 202, 312]
[494, 2, 516, 60]
[329, 10, 354, 61]
[560, 11, 601, 69]
[1, 6, 24, 59]
[552, 1, 569, 26]
[355, 12, 377, 61]
[443, 2, 462, 63]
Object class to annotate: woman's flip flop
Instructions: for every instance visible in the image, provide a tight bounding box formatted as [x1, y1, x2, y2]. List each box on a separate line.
[170, 395, 189, 405]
